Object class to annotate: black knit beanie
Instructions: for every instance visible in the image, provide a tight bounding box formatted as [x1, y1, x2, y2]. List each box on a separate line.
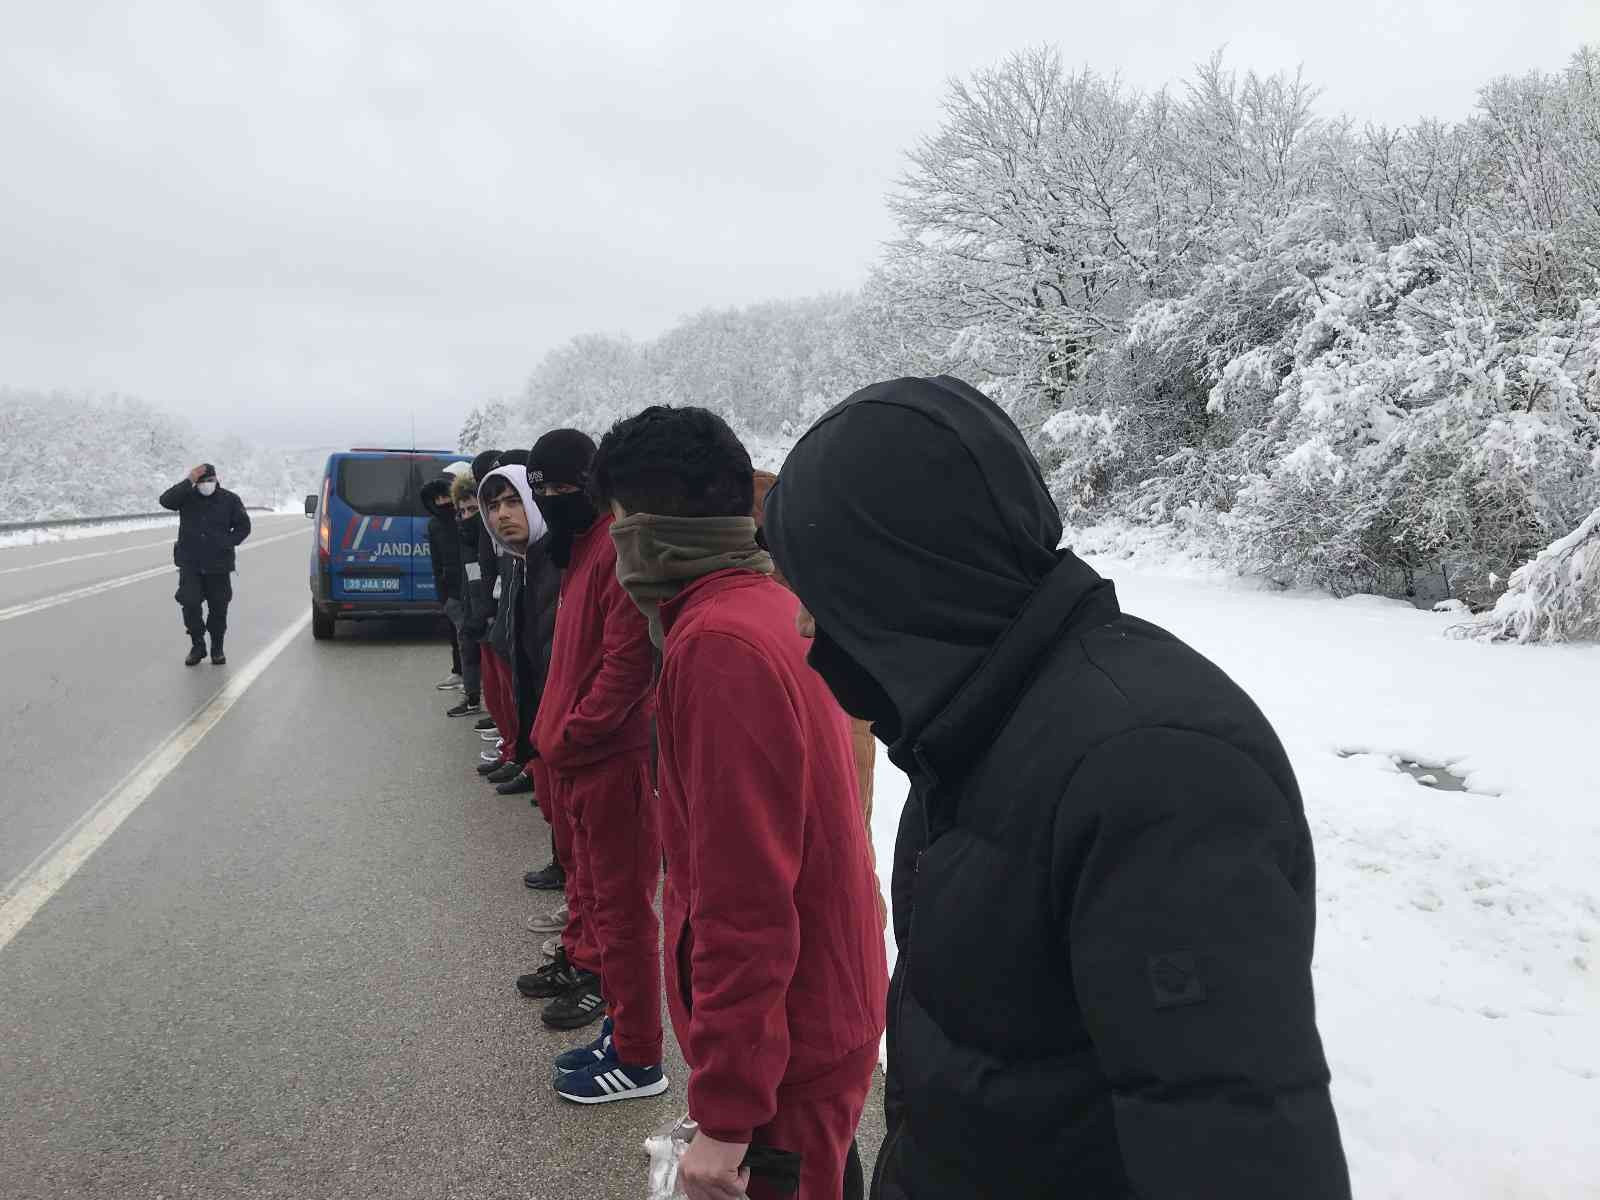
[469, 450, 501, 481]
[528, 430, 596, 490]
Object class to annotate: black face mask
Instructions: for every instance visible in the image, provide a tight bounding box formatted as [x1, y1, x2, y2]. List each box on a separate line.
[534, 491, 598, 567]
[458, 515, 481, 552]
[807, 628, 901, 742]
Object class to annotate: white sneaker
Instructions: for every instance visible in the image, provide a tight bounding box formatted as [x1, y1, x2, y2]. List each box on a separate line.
[542, 935, 563, 960]
[525, 903, 568, 934]
[435, 673, 463, 691]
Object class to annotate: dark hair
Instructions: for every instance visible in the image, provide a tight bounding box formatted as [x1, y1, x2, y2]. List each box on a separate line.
[591, 406, 754, 518]
[478, 473, 518, 503]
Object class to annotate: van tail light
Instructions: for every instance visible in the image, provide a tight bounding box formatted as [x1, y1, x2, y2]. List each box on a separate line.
[317, 476, 332, 564]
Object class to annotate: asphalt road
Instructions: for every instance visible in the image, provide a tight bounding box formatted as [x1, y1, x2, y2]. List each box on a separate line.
[0, 517, 884, 1198]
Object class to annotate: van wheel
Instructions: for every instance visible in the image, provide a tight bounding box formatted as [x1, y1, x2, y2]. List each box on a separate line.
[311, 604, 336, 640]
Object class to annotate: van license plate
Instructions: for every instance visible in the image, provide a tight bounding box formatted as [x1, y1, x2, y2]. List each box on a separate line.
[344, 577, 401, 593]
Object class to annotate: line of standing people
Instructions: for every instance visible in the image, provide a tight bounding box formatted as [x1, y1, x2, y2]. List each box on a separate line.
[420, 377, 1352, 1200]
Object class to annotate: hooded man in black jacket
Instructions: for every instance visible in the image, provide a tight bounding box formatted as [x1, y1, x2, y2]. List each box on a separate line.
[764, 376, 1350, 1200]
[421, 476, 469, 699]
[159, 462, 252, 666]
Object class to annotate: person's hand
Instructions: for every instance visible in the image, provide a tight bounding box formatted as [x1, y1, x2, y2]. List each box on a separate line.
[679, 1131, 750, 1200]
[794, 601, 816, 639]
[187, 464, 207, 483]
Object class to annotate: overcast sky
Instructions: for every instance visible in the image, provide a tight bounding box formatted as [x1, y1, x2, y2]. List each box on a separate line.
[2, 1, 1595, 449]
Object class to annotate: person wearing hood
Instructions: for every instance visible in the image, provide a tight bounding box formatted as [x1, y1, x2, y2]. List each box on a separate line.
[591, 407, 886, 1200]
[469, 449, 519, 781]
[159, 462, 252, 666]
[421, 474, 473, 707]
[477, 462, 568, 924]
[512, 429, 664, 1105]
[454, 472, 507, 776]
[764, 376, 1351, 1200]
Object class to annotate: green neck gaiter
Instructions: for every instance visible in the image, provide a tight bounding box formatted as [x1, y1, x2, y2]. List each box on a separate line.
[611, 513, 774, 648]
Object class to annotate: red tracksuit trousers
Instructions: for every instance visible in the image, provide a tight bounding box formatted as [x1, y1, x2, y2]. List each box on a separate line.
[547, 748, 662, 1066]
[746, 1049, 876, 1200]
[479, 647, 516, 761]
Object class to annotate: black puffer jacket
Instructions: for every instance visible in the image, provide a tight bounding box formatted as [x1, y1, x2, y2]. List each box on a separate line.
[512, 534, 560, 760]
[420, 480, 461, 603]
[158, 478, 252, 572]
[456, 513, 494, 638]
[766, 377, 1349, 1200]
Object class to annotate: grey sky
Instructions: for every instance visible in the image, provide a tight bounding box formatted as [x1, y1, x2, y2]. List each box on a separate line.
[2, 0, 1594, 449]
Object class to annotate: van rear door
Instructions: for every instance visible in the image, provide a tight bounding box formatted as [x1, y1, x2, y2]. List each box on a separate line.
[331, 455, 429, 602]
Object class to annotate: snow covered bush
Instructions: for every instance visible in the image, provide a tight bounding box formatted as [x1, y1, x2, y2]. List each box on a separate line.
[1452, 505, 1600, 642]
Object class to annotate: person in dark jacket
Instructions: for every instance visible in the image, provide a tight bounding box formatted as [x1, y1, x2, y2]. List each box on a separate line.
[421, 477, 475, 711]
[592, 406, 887, 1200]
[764, 376, 1351, 1200]
[468, 449, 521, 782]
[158, 463, 252, 666]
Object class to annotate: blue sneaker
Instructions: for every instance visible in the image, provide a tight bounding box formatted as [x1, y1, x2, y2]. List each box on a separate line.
[554, 1018, 613, 1074]
[552, 1044, 668, 1105]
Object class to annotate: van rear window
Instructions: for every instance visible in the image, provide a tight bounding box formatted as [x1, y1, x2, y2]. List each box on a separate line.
[337, 457, 456, 516]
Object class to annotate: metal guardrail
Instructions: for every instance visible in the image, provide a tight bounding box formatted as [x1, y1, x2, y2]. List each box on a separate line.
[0, 507, 278, 535]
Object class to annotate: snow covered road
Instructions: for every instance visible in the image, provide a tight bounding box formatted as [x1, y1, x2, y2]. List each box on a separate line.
[870, 556, 1600, 1198]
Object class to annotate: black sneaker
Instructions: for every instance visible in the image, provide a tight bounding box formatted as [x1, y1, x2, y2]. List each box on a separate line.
[486, 761, 522, 784]
[474, 716, 497, 731]
[516, 950, 591, 999]
[543, 976, 608, 1030]
[446, 699, 483, 718]
[185, 642, 207, 667]
[476, 759, 504, 776]
[495, 772, 534, 796]
[211, 651, 227, 665]
[524, 862, 565, 891]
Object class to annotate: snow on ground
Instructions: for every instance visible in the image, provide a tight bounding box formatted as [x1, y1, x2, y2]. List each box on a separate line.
[869, 556, 1600, 1198]
[0, 515, 180, 549]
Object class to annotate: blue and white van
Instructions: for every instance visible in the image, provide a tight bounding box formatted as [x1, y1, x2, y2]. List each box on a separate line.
[305, 449, 460, 639]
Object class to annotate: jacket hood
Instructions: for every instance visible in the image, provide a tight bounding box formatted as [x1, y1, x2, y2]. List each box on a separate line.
[764, 375, 1070, 750]
[420, 478, 454, 520]
[480, 465, 547, 558]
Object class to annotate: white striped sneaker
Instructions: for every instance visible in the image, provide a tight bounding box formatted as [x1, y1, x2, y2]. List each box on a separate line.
[525, 903, 568, 934]
[553, 1045, 667, 1105]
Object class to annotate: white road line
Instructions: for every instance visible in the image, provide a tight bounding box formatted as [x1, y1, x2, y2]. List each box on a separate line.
[0, 528, 305, 623]
[0, 608, 312, 953]
[0, 537, 174, 576]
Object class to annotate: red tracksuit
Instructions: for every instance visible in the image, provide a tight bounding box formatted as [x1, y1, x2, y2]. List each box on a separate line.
[656, 569, 888, 1199]
[480, 647, 517, 762]
[531, 514, 660, 1066]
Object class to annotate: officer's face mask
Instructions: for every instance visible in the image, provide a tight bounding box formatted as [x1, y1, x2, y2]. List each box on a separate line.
[197, 481, 218, 496]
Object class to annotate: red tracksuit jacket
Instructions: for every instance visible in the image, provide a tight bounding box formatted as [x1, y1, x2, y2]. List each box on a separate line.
[655, 569, 888, 1145]
[532, 514, 655, 772]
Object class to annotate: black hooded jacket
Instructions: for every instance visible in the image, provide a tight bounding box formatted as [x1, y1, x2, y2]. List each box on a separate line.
[511, 533, 560, 759]
[158, 477, 252, 573]
[420, 480, 461, 604]
[765, 377, 1349, 1200]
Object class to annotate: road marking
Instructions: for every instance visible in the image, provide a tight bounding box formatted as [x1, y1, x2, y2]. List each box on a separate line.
[0, 537, 174, 576]
[0, 528, 305, 623]
[0, 608, 312, 953]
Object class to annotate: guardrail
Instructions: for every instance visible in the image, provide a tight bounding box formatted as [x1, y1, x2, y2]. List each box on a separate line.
[0, 507, 279, 535]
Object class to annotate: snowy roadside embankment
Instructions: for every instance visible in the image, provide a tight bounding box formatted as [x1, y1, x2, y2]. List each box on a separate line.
[0, 515, 181, 549]
[869, 558, 1599, 1198]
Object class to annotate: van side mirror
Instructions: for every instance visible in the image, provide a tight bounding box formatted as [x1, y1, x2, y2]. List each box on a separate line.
[304, 493, 318, 518]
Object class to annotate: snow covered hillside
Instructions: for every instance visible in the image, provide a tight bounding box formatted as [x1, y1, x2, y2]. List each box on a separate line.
[868, 556, 1600, 1198]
